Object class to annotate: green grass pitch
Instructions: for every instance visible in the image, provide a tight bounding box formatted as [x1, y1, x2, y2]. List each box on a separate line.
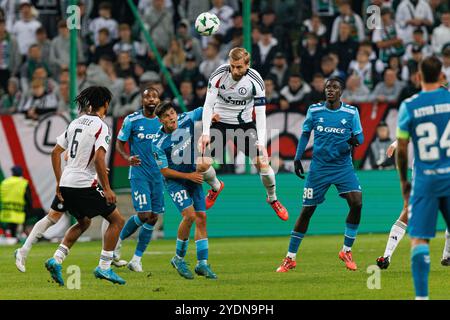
[0, 233, 448, 300]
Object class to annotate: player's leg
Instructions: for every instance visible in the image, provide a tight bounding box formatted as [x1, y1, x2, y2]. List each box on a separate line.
[439, 197, 450, 266]
[197, 156, 224, 210]
[409, 195, 440, 300]
[377, 203, 408, 269]
[45, 216, 91, 286]
[191, 184, 217, 279]
[15, 198, 64, 272]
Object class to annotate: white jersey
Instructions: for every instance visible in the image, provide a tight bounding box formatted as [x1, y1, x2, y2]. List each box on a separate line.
[208, 64, 266, 125]
[56, 115, 111, 188]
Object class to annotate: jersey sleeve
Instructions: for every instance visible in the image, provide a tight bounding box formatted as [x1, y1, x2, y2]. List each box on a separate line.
[56, 130, 68, 149]
[252, 70, 266, 107]
[152, 144, 168, 169]
[351, 108, 363, 135]
[117, 116, 131, 142]
[202, 66, 227, 135]
[187, 107, 203, 122]
[396, 101, 411, 139]
[95, 122, 111, 152]
[302, 108, 314, 133]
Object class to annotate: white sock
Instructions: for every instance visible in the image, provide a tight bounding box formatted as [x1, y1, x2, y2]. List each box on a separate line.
[443, 229, 450, 259]
[342, 245, 352, 252]
[415, 296, 429, 300]
[21, 216, 55, 256]
[260, 167, 277, 202]
[54, 244, 69, 264]
[202, 166, 221, 191]
[287, 252, 296, 260]
[132, 254, 141, 263]
[383, 220, 407, 258]
[99, 250, 114, 270]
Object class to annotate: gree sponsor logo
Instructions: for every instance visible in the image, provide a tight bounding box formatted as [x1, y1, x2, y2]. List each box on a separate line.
[316, 126, 346, 134]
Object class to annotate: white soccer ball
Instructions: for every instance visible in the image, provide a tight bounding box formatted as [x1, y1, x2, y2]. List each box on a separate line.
[195, 12, 220, 36]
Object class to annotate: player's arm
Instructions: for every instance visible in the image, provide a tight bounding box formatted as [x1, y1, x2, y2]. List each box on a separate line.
[94, 125, 116, 204]
[253, 73, 268, 148]
[200, 70, 222, 151]
[348, 108, 364, 147]
[294, 109, 313, 179]
[52, 131, 68, 201]
[395, 102, 411, 203]
[116, 116, 141, 166]
[387, 140, 398, 158]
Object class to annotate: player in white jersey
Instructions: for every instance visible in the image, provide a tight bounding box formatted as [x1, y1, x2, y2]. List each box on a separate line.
[44, 86, 126, 286]
[198, 47, 289, 221]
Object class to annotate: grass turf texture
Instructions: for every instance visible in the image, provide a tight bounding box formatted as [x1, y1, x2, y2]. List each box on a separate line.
[0, 232, 448, 300]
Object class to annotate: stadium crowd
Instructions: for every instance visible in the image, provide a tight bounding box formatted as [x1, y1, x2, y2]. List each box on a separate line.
[0, 0, 449, 163]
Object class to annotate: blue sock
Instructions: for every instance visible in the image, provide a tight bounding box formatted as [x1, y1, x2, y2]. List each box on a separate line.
[288, 231, 304, 255]
[135, 223, 154, 257]
[196, 238, 209, 265]
[176, 238, 189, 259]
[119, 215, 143, 240]
[343, 223, 359, 250]
[411, 244, 430, 299]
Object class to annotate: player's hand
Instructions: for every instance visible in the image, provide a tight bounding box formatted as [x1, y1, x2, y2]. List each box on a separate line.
[104, 188, 117, 205]
[386, 142, 397, 158]
[212, 113, 220, 122]
[294, 160, 305, 179]
[188, 172, 204, 184]
[347, 134, 360, 147]
[56, 185, 64, 202]
[128, 155, 141, 166]
[198, 134, 210, 154]
[400, 180, 411, 203]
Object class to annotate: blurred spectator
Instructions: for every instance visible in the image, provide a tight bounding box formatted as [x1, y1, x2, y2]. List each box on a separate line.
[113, 76, 140, 117]
[31, 0, 61, 39]
[0, 77, 21, 114]
[143, 0, 174, 53]
[370, 68, 405, 105]
[268, 52, 289, 90]
[329, 21, 358, 73]
[395, 0, 433, 44]
[368, 122, 395, 169]
[223, 12, 242, 44]
[173, 79, 195, 111]
[387, 54, 403, 80]
[50, 20, 85, 76]
[301, 14, 328, 49]
[114, 50, 136, 80]
[177, 53, 202, 85]
[264, 76, 280, 112]
[431, 11, 450, 55]
[76, 61, 89, 91]
[0, 17, 19, 93]
[298, 33, 323, 84]
[88, 1, 118, 46]
[280, 73, 311, 112]
[56, 68, 69, 113]
[31, 66, 57, 93]
[192, 78, 207, 107]
[89, 28, 115, 64]
[341, 74, 370, 104]
[398, 67, 421, 102]
[35, 26, 51, 67]
[320, 54, 346, 79]
[176, 19, 202, 64]
[402, 28, 432, 63]
[401, 44, 423, 81]
[255, 27, 280, 77]
[20, 78, 58, 120]
[442, 47, 450, 84]
[11, 1, 41, 57]
[259, 8, 291, 62]
[372, 7, 405, 64]
[330, 0, 365, 43]
[19, 44, 50, 92]
[1, 0, 20, 31]
[137, 49, 160, 74]
[209, 0, 234, 37]
[113, 23, 146, 62]
[139, 70, 161, 91]
[163, 38, 186, 78]
[199, 42, 225, 80]
[429, 0, 449, 28]
[347, 49, 379, 90]
[304, 73, 326, 106]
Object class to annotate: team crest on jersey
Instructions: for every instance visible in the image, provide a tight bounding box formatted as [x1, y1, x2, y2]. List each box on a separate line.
[238, 87, 247, 96]
[341, 119, 347, 125]
[319, 117, 324, 123]
[139, 126, 145, 131]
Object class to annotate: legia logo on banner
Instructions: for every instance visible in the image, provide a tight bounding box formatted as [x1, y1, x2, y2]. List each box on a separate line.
[34, 113, 70, 155]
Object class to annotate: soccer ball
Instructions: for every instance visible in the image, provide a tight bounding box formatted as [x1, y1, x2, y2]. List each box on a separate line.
[195, 12, 220, 36]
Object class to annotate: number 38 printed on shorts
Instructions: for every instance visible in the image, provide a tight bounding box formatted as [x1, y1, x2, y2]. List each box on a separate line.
[303, 188, 314, 200]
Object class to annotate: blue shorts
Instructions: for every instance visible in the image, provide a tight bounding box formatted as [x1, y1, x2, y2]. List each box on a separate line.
[130, 177, 165, 214]
[302, 168, 362, 206]
[408, 194, 450, 239]
[166, 180, 206, 213]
